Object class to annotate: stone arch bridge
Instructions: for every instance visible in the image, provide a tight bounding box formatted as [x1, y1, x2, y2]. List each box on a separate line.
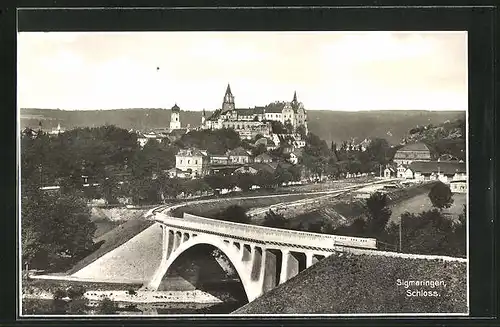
[145, 211, 378, 302]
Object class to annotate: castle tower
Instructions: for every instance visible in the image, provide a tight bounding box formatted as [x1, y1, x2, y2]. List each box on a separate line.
[222, 83, 235, 112]
[170, 103, 181, 131]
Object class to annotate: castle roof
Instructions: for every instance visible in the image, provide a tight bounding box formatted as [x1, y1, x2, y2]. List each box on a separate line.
[265, 102, 286, 113]
[207, 109, 222, 121]
[235, 107, 265, 116]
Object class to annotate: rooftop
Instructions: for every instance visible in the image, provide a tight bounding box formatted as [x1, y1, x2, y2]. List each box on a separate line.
[227, 147, 251, 157]
[177, 148, 207, 157]
[409, 161, 466, 175]
[171, 103, 180, 112]
[397, 142, 431, 152]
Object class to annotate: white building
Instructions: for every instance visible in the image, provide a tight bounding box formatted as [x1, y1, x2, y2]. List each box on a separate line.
[227, 147, 252, 164]
[175, 148, 210, 178]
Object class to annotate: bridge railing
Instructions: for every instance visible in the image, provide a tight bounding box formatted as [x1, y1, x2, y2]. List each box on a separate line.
[155, 212, 377, 250]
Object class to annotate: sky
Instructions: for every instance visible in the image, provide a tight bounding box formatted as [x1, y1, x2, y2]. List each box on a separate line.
[17, 31, 467, 111]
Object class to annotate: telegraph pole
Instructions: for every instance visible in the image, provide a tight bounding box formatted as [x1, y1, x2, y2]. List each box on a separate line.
[399, 217, 403, 252]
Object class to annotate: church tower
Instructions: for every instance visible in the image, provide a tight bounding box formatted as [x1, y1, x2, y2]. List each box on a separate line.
[222, 83, 235, 112]
[291, 91, 299, 110]
[170, 103, 181, 131]
[201, 108, 206, 127]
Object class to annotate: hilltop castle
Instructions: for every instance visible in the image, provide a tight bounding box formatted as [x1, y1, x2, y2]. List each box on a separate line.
[201, 84, 308, 140]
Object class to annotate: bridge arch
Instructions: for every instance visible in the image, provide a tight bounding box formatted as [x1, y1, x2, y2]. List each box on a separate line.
[150, 235, 258, 302]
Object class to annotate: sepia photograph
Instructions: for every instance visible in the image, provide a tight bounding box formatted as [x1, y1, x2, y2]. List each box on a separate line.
[18, 31, 468, 316]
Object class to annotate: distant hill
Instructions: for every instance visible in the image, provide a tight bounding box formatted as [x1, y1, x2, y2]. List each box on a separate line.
[20, 108, 465, 145]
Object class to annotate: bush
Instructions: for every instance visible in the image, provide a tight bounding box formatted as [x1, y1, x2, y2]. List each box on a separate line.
[262, 210, 288, 228]
[216, 205, 250, 224]
[66, 298, 88, 314]
[364, 192, 392, 237]
[66, 285, 86, 300]
[428, 182, 454, 209]
[53, 288, 67, 300]
[127, 289, 137, 296]
[384, 209, 465, 257]
[97, 297, 117, 314]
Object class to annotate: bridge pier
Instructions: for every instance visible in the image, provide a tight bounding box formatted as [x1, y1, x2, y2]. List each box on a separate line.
[306, 252, 320, 268]
[241, 244, 251, 261]
[250, 246, 262, 281]
[259, 248, 277, 294]
[279, 250, 299, 284]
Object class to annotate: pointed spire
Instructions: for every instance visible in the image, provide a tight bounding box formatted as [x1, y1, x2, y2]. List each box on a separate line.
[226, 83, 232, 95]
[203, 108, 206, 116]
[293, 91, 297, 103]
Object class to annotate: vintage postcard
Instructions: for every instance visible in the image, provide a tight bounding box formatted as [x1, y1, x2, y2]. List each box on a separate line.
[18, 30, 468, 316]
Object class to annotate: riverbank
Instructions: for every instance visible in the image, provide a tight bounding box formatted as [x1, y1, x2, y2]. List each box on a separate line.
[23, 289, 228, 304]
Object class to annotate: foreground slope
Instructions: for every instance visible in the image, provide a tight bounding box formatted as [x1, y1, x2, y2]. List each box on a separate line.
[234, 252, 467, 314]
[71, 223, 163, 283]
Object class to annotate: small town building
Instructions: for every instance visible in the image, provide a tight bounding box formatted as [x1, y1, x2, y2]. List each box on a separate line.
[409, 161, 466, 187]
[450, 180, 467, 193]
[396, 164, 408, 178]
[164, 167, 186, 179]
[210, 154, 230, 165]
[175, 148, 210, 178]
[234, 165, 259, 175]
[255, 137, 278, 151]
[227, 147, 252, 164]
[48, 123, 65, 136]
[288, 148, 304, 165]
[254, 153, 273, 164]
[383, 167, 396, 179]
[393, 142, 432, 165]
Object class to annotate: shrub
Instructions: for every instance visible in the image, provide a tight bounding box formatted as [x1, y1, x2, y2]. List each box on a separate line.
[67, 285, 86, 300]
[216, 205, 250, 224]
[53, 288, 67, 300]
[262, 210, 288, 229]
[428, 182, 454, 209]
[97, 297, 117, 314]
[127, 289, 137, 296]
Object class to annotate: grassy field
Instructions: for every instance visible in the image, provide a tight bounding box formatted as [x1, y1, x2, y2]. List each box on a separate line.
[390, 193, 466, 223]
[235, 253, 467, 314]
